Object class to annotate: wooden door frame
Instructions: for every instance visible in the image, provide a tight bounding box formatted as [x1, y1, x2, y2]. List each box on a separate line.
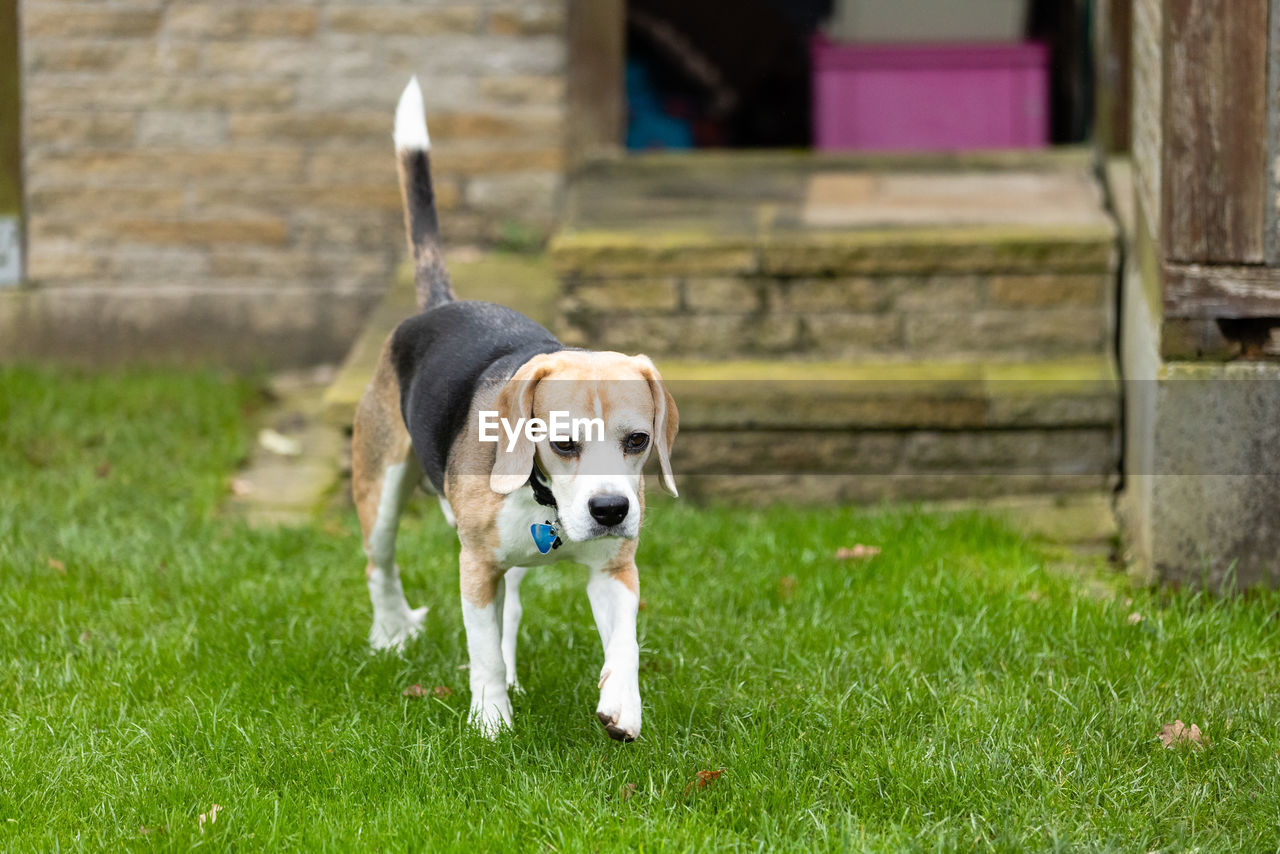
[1, 0, 22, 286]
[566, 0, 625, 169]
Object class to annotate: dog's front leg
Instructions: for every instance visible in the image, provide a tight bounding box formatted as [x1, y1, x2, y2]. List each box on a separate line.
[501, 566, 528, 693]
[587, 559, 641, 741]
[459, 548, 512, 736]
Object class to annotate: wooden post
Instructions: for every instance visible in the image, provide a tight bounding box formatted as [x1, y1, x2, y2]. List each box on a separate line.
[1266, 0, 1280, 263]
[1161, 0, 1268, 264]
[1094, 0, 1132, 154]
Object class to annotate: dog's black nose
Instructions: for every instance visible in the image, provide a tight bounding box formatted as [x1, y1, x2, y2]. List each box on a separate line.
[588, 494, 629, 527]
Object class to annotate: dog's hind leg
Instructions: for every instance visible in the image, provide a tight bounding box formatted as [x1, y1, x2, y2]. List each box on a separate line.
[501, 566, 528, 693]
[353, 342, 428, 652]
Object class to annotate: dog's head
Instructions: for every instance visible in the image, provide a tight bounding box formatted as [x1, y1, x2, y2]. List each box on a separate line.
[488, 351, 678, 541]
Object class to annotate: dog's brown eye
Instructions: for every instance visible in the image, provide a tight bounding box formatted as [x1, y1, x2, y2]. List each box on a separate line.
[623, 432, 650, 453]
[550, 439, 579, 457]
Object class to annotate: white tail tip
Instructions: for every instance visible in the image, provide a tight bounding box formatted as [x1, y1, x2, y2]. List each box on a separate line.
[394, 76, 430, 151]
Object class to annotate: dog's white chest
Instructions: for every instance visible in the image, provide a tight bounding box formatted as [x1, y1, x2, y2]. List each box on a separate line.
[494, 488, 623, 568]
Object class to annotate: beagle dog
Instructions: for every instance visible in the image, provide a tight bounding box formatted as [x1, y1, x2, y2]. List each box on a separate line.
[351, 78, 678, 741]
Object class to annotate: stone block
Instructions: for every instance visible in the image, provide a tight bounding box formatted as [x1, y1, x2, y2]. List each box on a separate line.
[771, 276, 888, 312]
[892, 276, 984, 311]
[802, 312, 902, 357]
[575, 313, 804, 358]
[163, 78, 298, 110]
[25, 113, 137, 149]
[100, 246, 213, 281]
[673, 431, 903, 474]
[430, 110, 564, 142]
[0, 284, 380, 369]
[488, 6, 565, 36]
[760, 226, 1115, 276]
[193, 183, 425, 218]
[308, 148, 401, 185]
[23, 239, 113, 282]
[137, 111, 228, 148]
[551, 233, 757, 277]
[684, 277, 766, 312]
[1138, 363, 1280, 589]
[23, 6, 162, 38]
[22, 76, 168, 110]
[478, 75, 565, 105]
[986, 273, 1107, 307]
[228, 112, 386, 144]
[325, 6, 481, 36]
[99, 218, 290, 248]
[677, 472, 1113, 505]
[564, 278, 680, 312]
[463, 172, 560, 214]
[201, 40, 319, 76]
[902, 428, 1117, 475]
[27, 40, 144, 72]
[432, 145, 565, 176]
[903, 309, 1107, 358]
[164, 6, 318, 38]
[26, 151, 307, 190]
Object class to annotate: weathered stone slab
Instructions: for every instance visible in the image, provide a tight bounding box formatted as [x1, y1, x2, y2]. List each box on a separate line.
[760, 225, 1116, 277]
[0, 283, 377, 369]
[550, 231, 758, 277]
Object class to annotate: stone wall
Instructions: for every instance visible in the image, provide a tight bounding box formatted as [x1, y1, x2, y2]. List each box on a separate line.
[13, 0, 567, 364]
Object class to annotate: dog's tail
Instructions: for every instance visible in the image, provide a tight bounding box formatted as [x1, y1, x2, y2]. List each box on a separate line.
[394, 76, 454, 311]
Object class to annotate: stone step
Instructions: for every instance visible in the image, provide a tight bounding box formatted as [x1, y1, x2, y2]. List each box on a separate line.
[551, 154, 1116, 363]
[658, 356, 1118, 498]
[658, 357, 1117, 431]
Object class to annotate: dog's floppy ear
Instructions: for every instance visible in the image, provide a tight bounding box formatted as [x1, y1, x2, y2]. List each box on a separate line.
[633, 355, 679, 497]
[489, 355, 552, 494]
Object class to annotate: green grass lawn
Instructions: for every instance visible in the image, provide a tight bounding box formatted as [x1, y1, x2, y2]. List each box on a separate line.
[2, 366, 1279, 852]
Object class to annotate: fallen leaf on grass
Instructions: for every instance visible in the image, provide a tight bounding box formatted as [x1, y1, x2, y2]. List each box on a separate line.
[835, 545, 881, 560]
[257, 428, 302, 457]
[619, 782, 637, 800]
[777, 575, 797, 599]
[683, 769, 725, 797]
[1158, 720, 1205, 750]
[402, 684, 427, 698]
[637, 599, 647, 612]
[95, 461, 112, 478]
[138, 824, 166, 836]
[432, 685, 453, 698]
[229, 478, 254, 497]
[47, 558, 66, 574]
[197, 804, 221, 832]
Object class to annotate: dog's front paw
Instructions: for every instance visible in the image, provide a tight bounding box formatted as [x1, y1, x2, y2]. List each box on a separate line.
[469, 686, 513, 739]
[595, 667, 641, 742]
[368, 605, 428, 652]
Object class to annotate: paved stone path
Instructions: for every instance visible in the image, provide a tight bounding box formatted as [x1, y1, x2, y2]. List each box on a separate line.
[225, 365, 347, 527]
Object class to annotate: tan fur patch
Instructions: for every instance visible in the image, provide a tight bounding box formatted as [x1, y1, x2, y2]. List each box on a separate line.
[459, 546, 502, 607]
[352, 335, 414, 569]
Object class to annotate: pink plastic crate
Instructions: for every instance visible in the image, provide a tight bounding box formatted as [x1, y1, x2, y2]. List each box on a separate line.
[812, 37, 1049, 151]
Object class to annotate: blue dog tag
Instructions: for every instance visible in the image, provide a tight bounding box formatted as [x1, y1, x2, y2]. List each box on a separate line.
[530, 523, 559, 555]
